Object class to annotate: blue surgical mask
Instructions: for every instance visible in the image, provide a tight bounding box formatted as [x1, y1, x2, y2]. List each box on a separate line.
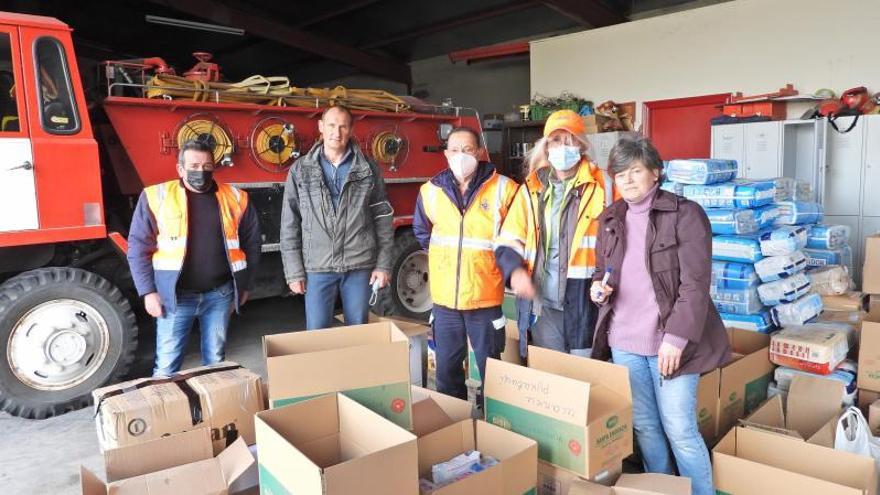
[548, 145, 581, 171]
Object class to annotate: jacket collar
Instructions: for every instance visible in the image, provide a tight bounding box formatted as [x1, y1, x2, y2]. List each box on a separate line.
[524, 159, 596, 194]
[301, 140, 371, 175]
[604, 186, 679, 221]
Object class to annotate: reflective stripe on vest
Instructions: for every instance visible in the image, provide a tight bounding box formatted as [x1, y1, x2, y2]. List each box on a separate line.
[144, 180, 249, 274]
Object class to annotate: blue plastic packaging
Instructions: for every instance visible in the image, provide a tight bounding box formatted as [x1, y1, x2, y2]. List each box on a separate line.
[770, 293, 824, 327]
[806, 224, 851, 250]
[719, 310, 776, 333]
[804, 245, 853, 272]
[661, 181, 684, 196]
[710, 286, 764, 315]
[712, 235, 764, 263]
[682, 181, 775, 208]
[774, 201, 823, 226]
[712, 261, 759, 291]
[759, 226, 809, 256]
[757, 272, 811, 306]
[754, 251, 808, 283]
[666, 159, 738, 185]
[706, 206, 777, 235]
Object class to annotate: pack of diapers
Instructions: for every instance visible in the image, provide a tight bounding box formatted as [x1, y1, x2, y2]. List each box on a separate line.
[757, 272, 811, 306]
[711, 260, 759, 291]
[754, 251, 807, 283]
[682, 180, 775, 208]
[666, 159, 738, 185]
[759, 226, 809, 256]
[719, 309, 776, 333]
[773, 201, 823, 226]
[806, 224, 851, 250]
[712, 235, 764, 263]
[770, 293, 824, 328]
[710, 285, 764, 315]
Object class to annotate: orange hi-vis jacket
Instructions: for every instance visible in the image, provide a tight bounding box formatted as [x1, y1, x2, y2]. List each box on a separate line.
[144, 180, 249, 274]
[419, 170, 518, 310]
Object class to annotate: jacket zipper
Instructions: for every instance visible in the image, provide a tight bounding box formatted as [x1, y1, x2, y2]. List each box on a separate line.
[453, 176, 493, 310]
[645, 214, 663, 330]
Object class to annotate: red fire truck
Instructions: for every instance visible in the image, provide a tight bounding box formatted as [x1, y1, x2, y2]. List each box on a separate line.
[0, 12, 486, 418]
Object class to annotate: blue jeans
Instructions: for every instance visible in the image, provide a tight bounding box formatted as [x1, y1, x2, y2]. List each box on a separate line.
[611, 348, 714, 495]
[305, 269, 371, 330]
[432, 305, 505, 402]
[153, 281, 234, 376]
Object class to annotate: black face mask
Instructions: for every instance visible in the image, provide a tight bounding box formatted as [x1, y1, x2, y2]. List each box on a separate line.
[185, 170, 213, 192]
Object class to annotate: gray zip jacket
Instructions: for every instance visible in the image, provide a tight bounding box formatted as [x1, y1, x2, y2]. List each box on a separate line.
[280, 141, 394, 282]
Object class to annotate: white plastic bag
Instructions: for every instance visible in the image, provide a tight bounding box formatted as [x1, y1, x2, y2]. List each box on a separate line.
[834, 406, 880, 476]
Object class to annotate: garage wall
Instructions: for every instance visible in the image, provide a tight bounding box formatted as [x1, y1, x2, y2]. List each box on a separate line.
[530, 0, 880, 127]
[319, 52, 531, 118]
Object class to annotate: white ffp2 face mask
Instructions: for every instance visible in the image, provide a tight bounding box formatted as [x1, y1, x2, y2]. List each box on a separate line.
[548, 145, 581, 171]
[448, 152, 478, 181]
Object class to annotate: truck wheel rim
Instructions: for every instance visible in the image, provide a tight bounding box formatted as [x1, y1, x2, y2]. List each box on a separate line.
[396, 250, 431, 314]
[8, 299, 110, 391]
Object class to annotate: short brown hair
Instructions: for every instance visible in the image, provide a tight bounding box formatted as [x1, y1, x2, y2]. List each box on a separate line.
[608, 134, 663, 178]
[446, 126, 481, 148]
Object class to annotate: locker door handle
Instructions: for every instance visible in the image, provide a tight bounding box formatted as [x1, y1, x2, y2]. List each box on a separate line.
[6, 161, 32, 171]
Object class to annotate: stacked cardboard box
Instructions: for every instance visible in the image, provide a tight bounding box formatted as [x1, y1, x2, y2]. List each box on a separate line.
[569, 473, 691, 495]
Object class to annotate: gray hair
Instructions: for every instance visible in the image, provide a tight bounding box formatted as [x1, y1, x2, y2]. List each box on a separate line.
[608, 134, 663, 178]
[177, 139, 215, 164]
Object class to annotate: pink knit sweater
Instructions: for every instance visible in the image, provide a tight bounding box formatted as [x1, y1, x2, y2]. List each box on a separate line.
[607, 185, 689, 356]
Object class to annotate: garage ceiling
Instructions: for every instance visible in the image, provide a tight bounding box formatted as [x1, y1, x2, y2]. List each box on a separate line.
[2, 0, 713, 86]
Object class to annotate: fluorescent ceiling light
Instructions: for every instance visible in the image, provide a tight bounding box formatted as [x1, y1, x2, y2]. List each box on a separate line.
[145, 15, 245, 36]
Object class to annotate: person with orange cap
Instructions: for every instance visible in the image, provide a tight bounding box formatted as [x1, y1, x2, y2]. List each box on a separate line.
[494, 109, 610, 356]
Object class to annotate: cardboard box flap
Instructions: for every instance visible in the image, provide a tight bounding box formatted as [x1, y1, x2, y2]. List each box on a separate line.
[80, 466, 106, 495]
[735, 426, 876, 491]
[338, 394, 416, 453]
[738, 395, 802, 439]
[378, 315, 431, 338]
[416, 420, 475, 477]
[570, 480, 614, 495]
[526, 346, 632, 403]
[139, 457, 228, 494]
[476, 419, 537, 459]
[411, 386, 472, 437]
[104, 427, 214, 481]
[263, 322, 406, 357]
[787, 374, 845, 438]
[728, 327, 770, 354]
[216, 437, 256, 487]
[613, 473, 691, 495]
[258, 393, 340, 449]
[484, 357, 591, 426]
[807, 413, 838, 448]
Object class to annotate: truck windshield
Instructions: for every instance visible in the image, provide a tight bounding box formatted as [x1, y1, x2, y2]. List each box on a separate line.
[34, 36, 79, 134]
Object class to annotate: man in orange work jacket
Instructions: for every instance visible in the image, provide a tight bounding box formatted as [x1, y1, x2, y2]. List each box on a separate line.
[127, 139, 262, 376]
[494, 110, 613, 358]
[413, 127, 518, 402]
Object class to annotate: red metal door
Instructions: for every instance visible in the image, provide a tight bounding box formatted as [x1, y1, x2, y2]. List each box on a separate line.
[643, 93, 729, 160]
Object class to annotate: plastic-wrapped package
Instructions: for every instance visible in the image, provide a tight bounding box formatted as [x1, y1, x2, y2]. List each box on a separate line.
[757, 272, 811, 306]
[666, 159, 738, 185]
[759, 226, 809, 256]
[804, 245, 853, 272]
[754, 251, 807, 283]
[720, 309, 776, 333]
[769, 321, 851, 374]
[770, 292, 824, 327]
[806, 224, 851, 250]
[774, 359, 857, 405]
[710, 285, 764, 315]
[705, 207, 778, 235]
[661, 181, 684, 196]
[711, 260, 759, 291]
[712, 235, 764, 263]
[682, 181, 775, 208]
[773, 178, 814, 202]
[773, 201, 823, 226]
[808, 265, 853, 296]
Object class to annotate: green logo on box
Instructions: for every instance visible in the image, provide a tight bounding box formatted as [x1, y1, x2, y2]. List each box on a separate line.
[699, 408, 709, 419]
[728, 392, 737, 402]
[272, 381, 412, 429]
[606, 416, 619, 429]
[744, 374, 772, 415]
[259, 464, 292, 495]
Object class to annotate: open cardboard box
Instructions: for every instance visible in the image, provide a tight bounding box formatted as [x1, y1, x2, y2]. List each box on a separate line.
[569, 473, 691, 495]
[712, 328, 775, 441]
[411, 385, 473, 437]
[863, 234, 880, 294]
[713, 425, 878, 495]
[484, 346, 633, 479]
[255, 393, 418, 494]
[738, 374, 844, 446]
[417, 419, 537, 494]
[81, 427, 256, 495]
[91, 362, 264, 454]
[263, 321, 413, 429]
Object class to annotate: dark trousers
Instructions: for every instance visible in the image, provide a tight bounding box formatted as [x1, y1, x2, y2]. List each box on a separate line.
[433, 304, 505, 402]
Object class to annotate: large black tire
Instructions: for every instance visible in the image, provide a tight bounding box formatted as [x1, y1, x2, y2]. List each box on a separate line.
[372, 229, 432, 321]
[0, 267, 138, 418]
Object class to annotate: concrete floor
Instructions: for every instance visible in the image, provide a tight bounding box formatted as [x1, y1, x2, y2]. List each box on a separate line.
[0, 295, 304, 495]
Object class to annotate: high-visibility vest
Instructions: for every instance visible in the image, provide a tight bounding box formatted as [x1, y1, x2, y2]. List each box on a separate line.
[496, 159, 606, 280]
[420, 172, 518, 310]
[144, 180, 249, 274]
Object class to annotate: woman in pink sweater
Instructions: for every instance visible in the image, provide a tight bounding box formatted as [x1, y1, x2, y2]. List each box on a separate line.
[589, 136, 730, 495]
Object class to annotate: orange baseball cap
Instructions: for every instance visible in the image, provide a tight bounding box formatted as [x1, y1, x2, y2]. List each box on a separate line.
[543, 109, 585, 137]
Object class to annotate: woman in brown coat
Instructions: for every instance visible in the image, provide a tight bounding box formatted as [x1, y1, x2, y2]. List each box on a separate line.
[590, 135, 730, 495]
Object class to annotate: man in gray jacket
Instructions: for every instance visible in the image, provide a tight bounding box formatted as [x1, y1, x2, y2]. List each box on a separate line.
[280, 105, 394, 329]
